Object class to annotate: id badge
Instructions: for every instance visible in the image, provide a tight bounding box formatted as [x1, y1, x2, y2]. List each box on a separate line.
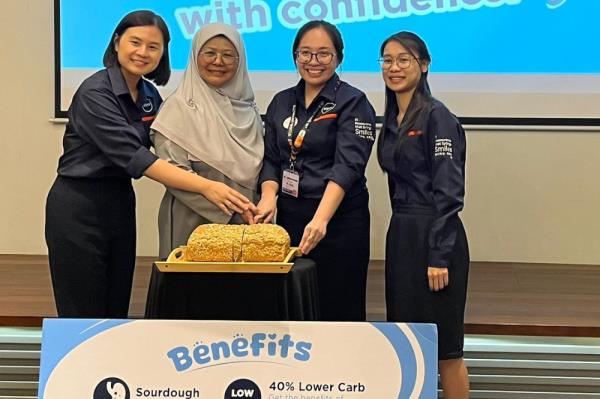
[281, 169, 300, 198]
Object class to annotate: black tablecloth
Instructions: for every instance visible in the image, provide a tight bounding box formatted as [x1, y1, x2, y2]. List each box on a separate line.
[144, 258, 320, 321]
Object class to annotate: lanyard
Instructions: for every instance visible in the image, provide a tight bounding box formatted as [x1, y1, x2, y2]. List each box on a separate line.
[287, 100, 325, 169]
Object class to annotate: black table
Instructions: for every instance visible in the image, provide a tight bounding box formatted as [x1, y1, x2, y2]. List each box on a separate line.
[144, 258, 320, 321]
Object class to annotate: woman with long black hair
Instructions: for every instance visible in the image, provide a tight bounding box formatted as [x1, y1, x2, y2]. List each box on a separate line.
[377, 31, 470, 398]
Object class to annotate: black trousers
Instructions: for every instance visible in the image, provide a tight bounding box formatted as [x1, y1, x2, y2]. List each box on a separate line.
[385, 205, 469, 360]
[45, 176, 136, 318]
[277, 191, 370, 321]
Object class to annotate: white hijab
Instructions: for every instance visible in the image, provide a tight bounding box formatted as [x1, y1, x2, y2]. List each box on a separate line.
[152, 23, 264, 189]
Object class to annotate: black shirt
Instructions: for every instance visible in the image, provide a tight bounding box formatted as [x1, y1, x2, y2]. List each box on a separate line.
[57, 66, 160, 179]
[259, 74, 376, 199]
[381, 99, 466, 268]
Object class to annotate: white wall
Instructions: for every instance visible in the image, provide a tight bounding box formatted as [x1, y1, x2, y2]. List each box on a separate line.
[1, 0, 599, 264]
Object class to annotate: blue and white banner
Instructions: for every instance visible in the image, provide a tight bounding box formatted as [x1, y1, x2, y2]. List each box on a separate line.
[39, 319, 437, 399]
[61, 0, 590, 73]
[56, 0, 600, 120]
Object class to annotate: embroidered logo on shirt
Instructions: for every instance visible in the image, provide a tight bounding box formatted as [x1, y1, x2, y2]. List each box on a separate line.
[322, 102, 336, 114]
[142, 99, 153, 113]
[407, 130, 423, 137]
[354, 118, 375, 141]
[434, 137, 453, 159]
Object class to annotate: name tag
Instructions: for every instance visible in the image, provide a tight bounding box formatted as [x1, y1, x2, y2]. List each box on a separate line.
[281, 169, 300, 198]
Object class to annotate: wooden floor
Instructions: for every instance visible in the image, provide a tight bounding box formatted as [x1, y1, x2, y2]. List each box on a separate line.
[1, 255, 599, 336]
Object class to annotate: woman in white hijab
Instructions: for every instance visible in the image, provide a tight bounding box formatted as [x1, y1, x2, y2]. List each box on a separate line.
[151, 23, 264, 259]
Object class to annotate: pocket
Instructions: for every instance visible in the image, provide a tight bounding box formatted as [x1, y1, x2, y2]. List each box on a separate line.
[397, 134, 426, 171]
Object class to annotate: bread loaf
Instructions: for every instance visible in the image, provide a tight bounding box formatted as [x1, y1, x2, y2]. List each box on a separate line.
[185, 224, 245, 262]
[241, 224, 291, 262]
[185, 224, 290, 262]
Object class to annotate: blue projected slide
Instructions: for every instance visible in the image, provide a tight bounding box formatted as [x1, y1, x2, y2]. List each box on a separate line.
[58, 0, 600, 122]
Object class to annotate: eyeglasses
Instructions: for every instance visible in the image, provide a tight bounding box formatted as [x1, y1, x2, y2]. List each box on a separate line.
[199, 50, 239, 66]
[295, 50, 336, 65]
[378, 54, 419, 70]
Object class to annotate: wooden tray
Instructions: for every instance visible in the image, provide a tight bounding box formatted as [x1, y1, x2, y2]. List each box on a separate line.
[154, 246, 302, 273]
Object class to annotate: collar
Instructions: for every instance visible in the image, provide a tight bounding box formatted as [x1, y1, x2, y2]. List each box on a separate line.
[108, 66, 130, 97]
[107, 66, 155, 101]
[294, 73, 340, 106]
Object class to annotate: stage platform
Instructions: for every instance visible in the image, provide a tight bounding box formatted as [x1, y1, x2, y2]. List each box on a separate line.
[0, 255, 599, 337]
[1, 256, 600, 397]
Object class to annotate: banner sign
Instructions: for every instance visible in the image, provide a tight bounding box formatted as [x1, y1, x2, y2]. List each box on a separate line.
[60, 0, 593, 73]
[39, 319, 437, 398]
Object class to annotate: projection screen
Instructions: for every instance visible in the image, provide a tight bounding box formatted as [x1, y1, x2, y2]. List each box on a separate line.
[55, 0, 600, 125]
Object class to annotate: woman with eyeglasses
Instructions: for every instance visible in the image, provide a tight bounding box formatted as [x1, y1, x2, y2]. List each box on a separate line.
[256, 20, 376, 321]
[45, 12, 254, 318]
[151, 23, 263, 260]
[378, 31, 470, 398]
